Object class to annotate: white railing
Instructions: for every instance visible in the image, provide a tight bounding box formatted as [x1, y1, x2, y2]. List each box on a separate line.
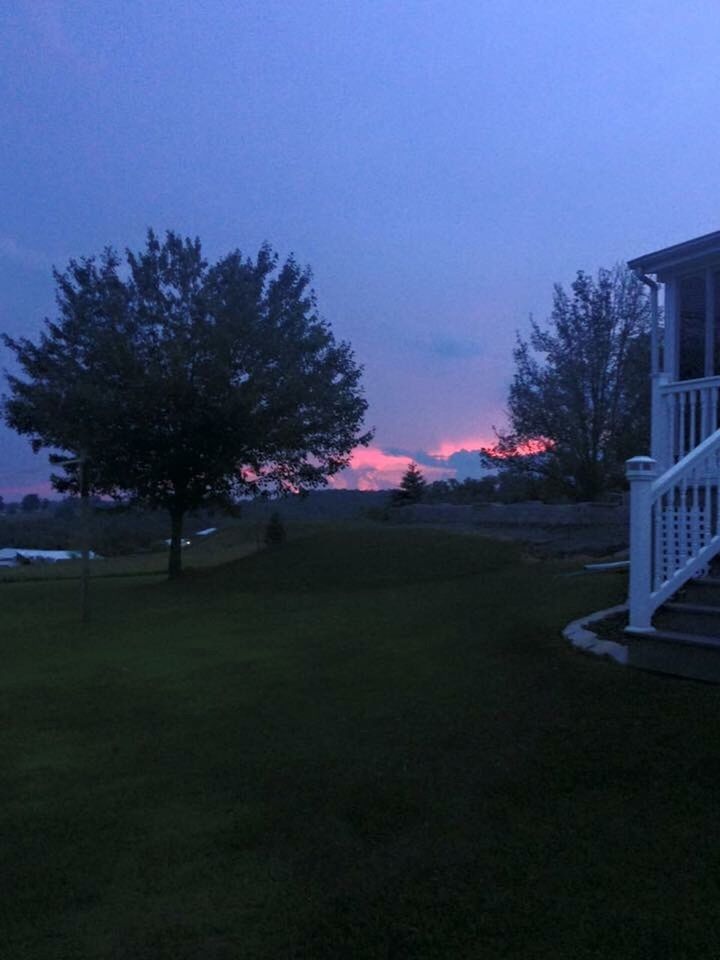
[627, 430, 720, 632]
[660, 376, 720, 462]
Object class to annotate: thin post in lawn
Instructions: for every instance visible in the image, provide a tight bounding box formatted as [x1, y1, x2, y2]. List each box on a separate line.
[60, 452, 91, 624]
[79, 454, 90, 624]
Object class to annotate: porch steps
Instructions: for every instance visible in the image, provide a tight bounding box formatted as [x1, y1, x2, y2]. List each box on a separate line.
[635, 628, 720, 649]
[688, 577, 720, 589]
[628, 571, 720, 682]
[663, 601, 720, 616]
[628, 630, 720, 683]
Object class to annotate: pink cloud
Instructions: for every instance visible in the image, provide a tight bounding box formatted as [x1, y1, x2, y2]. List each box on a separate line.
[1, 438, 499, 499]
[428, 435, 497, 458]
[329, 445, 454, 492]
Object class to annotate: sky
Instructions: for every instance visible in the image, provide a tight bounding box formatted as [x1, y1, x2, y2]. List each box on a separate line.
[2, 0, 720, 495]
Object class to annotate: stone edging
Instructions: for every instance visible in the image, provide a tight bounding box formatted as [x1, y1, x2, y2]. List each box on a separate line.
[562, 604, 629, 665]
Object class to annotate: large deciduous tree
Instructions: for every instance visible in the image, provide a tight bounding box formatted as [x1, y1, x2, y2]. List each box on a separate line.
[3, 230, 372, 576]
[482, 265, 652, 501]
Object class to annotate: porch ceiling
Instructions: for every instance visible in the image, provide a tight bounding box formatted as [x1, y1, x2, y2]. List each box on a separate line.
[628, 229, 720, 278]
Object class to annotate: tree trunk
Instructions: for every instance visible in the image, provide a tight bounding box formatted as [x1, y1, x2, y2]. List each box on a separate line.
[168, 510, 184, 579]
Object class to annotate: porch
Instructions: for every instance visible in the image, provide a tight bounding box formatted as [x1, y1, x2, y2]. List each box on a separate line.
[626, 229, 720, 634]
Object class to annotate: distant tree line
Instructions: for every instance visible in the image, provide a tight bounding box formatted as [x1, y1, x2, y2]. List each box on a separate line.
[407, 473, 570, 505]
[0, 494, 53, 515]
[390, 464, 547, 507]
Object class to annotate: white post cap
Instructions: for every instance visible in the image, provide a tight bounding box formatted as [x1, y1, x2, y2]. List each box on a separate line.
[626, 455, 657, 477]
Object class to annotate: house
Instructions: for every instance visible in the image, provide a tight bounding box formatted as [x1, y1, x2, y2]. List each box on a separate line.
[625, 229, 720, 635]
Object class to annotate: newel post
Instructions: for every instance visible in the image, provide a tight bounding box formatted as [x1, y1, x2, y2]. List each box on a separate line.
[650, 373, 671, 470]
[626, 456, 657, 633]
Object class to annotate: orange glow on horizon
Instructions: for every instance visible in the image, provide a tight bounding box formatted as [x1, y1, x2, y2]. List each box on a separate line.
[327, 432, 554, 491]
[428, 435, 497, 459]
[491, 438, 553, 458]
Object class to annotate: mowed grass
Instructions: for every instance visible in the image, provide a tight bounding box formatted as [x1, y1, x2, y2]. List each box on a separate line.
[2, 526, 720, 959]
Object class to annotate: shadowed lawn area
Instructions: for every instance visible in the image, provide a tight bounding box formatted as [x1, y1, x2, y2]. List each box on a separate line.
[2, 527, 719, 958]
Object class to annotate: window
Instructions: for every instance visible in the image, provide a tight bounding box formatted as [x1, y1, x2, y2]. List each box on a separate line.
[678, 273, 705, 380]
[713, 271, 720, 376]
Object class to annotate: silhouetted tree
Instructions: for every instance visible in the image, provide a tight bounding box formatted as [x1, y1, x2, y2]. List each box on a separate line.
[482, 265, 651, 501]
[393, 462, 427, 505]
[21, 493, 41, 513]
[3, 230, 372, 577]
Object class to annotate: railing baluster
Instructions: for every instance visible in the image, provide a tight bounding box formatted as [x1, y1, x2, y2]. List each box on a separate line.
[679, 393, 687, 458]
[670, 393, 677, 462]
[690, 389, 698, 451]
[666, 491, 675, 581]
[704, 472, 711, 548]
[700, 387, 709, 441]
[678, 477, 688, 569]
[654, 495, 664, 588]
[707, 453, 720, 539]
[691, 477, 701, 557]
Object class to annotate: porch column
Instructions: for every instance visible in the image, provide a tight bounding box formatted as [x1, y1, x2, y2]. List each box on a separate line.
[649, 279, 660, 376]
[648, 279, 671, 468]
[663, 279, 678, 379]
[650, 372, 671, 469]
[705, 267, 715, 378]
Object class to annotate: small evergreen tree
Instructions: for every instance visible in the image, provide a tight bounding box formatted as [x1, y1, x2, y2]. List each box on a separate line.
[392, 462, 427, 505]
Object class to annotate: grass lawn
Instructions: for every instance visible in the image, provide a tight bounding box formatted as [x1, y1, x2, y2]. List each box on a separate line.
[2, 526, 720, 958]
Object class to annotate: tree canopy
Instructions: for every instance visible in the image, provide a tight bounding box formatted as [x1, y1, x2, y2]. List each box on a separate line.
[3, 230, 372, 575]
[482, 265, 652, 501]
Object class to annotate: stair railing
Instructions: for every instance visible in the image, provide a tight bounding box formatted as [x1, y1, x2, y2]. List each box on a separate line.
[627, 429, 720, 633]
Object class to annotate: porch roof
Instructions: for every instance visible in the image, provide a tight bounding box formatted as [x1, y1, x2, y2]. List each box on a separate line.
[628, 229, 720, 277]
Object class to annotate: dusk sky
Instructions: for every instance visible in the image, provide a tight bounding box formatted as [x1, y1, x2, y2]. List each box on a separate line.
[2, 1, 719, 495]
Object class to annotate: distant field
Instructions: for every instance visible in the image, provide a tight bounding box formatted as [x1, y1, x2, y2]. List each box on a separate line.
[0, 522, 262, 582]
[2, 526, 718, 958]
